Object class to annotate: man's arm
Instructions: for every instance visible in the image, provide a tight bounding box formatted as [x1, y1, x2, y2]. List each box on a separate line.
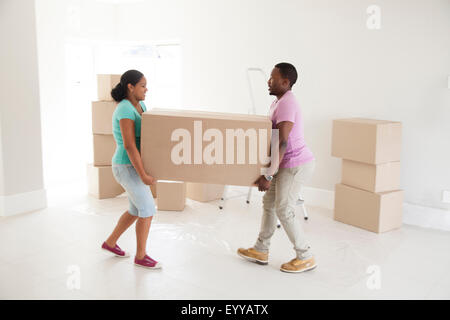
[254, 121, 293, 191]
[267, 121, 293, 176]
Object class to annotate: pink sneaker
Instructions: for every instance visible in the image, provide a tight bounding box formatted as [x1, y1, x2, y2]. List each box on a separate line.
[101, 241, 130, 258]
[134, 255, 162, 269]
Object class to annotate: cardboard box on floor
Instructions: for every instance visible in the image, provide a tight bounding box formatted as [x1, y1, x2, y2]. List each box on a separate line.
[97, 74, 121, 101]
[92, 101, 117, 134]
[93, 134, 116, 166]
[332, 118, 402, 164]
[341, 159, 401, 193]
[334, 183, 403, 233]
[141, 109, 272, 186]
[156, 181, 186, 211]
[186, 183, 225, 202]
[87, 164, 125, 199]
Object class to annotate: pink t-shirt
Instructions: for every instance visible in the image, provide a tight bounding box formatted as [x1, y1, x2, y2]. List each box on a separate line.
[269, 90, 314, 168]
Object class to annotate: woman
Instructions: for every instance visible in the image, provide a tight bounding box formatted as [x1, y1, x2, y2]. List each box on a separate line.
[100, 69, 161, 269]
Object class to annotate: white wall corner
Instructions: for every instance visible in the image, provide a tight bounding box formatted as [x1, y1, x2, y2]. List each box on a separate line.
[0, 189, 47, 217]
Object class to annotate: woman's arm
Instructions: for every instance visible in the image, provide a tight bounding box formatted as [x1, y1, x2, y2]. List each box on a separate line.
[119, 118, 155, 185]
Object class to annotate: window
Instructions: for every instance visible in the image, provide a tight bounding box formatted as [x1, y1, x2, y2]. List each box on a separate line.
[93, 42, 182, 108]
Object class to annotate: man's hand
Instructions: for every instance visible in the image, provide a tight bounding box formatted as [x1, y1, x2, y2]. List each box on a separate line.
[254, 175, 271, 192]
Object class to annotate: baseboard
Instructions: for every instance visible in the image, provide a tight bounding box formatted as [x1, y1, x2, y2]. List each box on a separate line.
[0, 188, 47, 217]
[301, 186, 335, 210]
[243, 185, 450, 232]
[402, 202, 450, 232]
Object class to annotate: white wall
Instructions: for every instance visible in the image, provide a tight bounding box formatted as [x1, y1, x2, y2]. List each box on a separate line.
[0, 121, 4, 198]
[114, 0, 450, 210]
[0, 0, 46, 215]
[35, 0, 115, 187]
[33, 0, 450, 212]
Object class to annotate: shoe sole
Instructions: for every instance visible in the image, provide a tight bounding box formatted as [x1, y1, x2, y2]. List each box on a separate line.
[280, 264, 317, 273]
[101, 248, 130, 258]
[134, 262, 162, 270]
[237, 252, 268, 265]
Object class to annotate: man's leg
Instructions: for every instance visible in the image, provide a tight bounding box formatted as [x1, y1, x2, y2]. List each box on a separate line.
[237, 174, 277, 264]
[275, 161, 315, 260]
[253, 176, 278, 253]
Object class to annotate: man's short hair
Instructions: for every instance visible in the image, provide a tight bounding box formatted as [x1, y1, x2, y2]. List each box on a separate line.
[275, 62, 298, 88]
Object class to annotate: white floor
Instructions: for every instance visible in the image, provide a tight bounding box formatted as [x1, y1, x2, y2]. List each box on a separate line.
[1, 181, 450, 300]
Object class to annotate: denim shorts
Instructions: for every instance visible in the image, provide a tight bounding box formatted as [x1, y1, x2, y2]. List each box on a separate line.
[112, 164, 156, 218]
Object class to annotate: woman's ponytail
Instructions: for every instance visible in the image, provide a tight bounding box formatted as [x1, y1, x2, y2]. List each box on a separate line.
[110, 70, 144, 102]
[111, 82, 126, 102]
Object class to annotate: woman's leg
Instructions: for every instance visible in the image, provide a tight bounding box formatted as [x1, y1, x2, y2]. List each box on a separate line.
[135, 216, 153, 260]
[105, 211, 138, 247]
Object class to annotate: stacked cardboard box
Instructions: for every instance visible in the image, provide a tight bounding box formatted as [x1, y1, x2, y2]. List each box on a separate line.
[156, 181, 186, 211]
[186, 183, 225, 202]
[88, 74, 124, 199]
[331, 118, 403, 233]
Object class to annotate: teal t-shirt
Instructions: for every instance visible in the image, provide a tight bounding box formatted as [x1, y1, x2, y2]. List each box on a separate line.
[112, 99, 147, 164]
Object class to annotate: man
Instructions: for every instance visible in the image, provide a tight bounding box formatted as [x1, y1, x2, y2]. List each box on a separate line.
[238, 62, 316, 273]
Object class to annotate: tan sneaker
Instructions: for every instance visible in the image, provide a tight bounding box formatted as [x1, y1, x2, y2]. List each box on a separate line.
[237, 247, 268, 265]
[280, 256, 317, 273]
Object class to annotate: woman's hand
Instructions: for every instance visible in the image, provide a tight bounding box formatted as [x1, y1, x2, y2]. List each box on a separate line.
[141, 174, 156, 186]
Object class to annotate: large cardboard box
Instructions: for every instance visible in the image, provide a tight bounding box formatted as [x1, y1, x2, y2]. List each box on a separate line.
[341, 159, 401, 193]
[331, 118, 402, 164]
[156, 181, 186, 211]
[186, 183, 225, 202]
[93, 134, 116, 166]
[87, 164, 125, 199]
[141, 109, 272, 186]
[92, 101, 117, 134]
[334, 183, 403, 233]
[97, 74, 121, 101]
